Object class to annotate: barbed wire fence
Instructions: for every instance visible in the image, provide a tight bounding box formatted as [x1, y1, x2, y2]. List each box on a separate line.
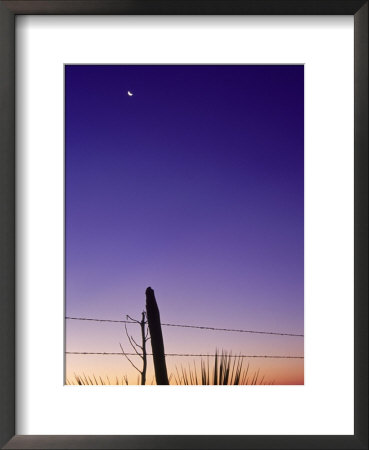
[65, 315, 304, 359]
[65, 314, 304, 385]
[66, 316, 304, 337]
[66, 351, 303, 359]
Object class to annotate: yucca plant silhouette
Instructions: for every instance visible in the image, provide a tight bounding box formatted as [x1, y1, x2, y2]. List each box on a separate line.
[171, 350, 272, 385]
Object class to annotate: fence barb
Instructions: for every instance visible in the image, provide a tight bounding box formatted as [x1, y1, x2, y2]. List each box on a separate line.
[66, 351, 304, 359]
[66, 316, 304, 337]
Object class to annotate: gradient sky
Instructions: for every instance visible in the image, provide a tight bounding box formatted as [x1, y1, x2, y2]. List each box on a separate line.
[65, 65, 304, 385]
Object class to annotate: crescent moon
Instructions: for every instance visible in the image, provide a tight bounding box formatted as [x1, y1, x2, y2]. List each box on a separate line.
[127, 91, 133, 96]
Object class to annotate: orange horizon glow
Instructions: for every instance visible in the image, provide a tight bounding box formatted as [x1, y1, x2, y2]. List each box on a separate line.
[65, 351, 304, 386]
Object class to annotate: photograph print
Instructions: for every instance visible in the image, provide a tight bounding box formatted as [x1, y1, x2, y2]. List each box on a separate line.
[65, 65, 304, 385]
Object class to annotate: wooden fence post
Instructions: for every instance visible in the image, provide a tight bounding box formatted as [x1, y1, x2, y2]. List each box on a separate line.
[145, 287, 169, 385]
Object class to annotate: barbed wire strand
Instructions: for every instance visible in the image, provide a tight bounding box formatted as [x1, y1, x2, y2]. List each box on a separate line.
[66, 316, 303, 337]
[66, 351, 303, 359]
[66, 317, 136, 324]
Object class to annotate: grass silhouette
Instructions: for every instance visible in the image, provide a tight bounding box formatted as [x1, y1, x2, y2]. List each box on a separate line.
[171, 350, 273, 385]
[66, 373, 129, 385]
[67, 350, 273, 385]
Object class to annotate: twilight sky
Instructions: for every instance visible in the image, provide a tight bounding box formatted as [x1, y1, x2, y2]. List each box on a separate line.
[65, 65, 304, 385]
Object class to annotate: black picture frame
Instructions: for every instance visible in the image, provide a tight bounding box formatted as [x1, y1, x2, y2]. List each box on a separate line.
[0, 1, 367, 449]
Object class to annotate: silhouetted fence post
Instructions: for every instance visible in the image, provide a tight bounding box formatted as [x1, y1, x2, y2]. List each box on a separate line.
[145, 287, 169, 385]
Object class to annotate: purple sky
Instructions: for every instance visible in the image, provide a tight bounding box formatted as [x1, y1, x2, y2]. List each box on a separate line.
[65, 65, 304, 384]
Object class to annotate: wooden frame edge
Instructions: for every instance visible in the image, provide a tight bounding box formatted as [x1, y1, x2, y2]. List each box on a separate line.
[0, 1, 367, 449]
